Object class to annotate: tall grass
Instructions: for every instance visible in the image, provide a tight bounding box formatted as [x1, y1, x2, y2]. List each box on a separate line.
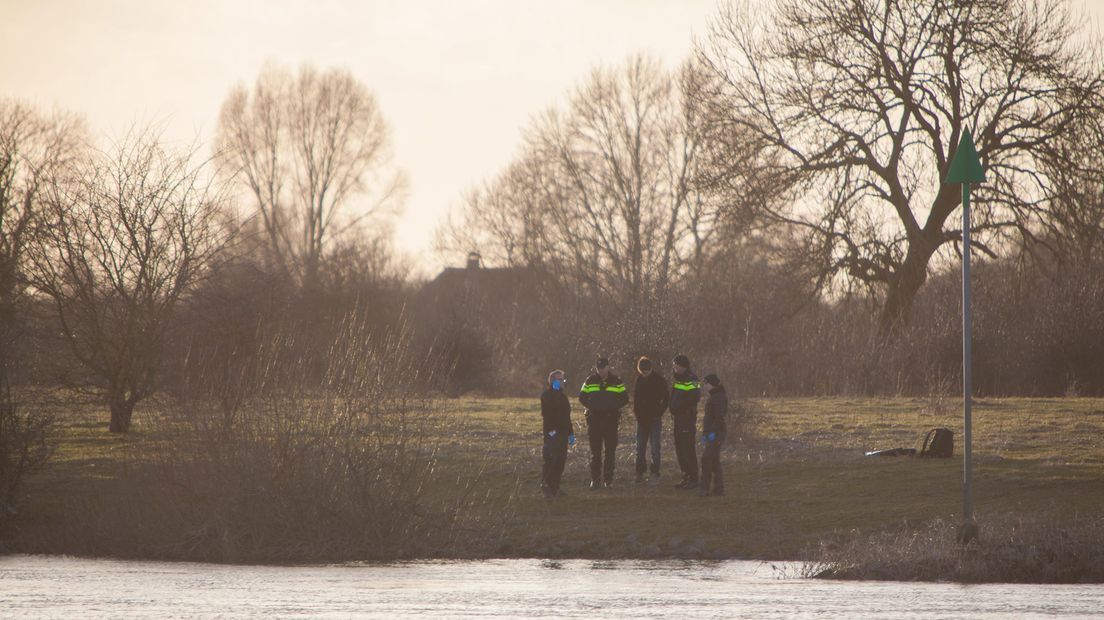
[805, 515, 1104, 583]
[133, 316, 484, 562]
[728, 397, 768, 442]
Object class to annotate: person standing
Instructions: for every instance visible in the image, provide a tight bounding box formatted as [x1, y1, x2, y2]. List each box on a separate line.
[698, 373, 728, 497]
[579, 357, 628, 489]
[540, 369, 574, 498]
[669, 354, 702, 489]
[632, 356, 668, 484]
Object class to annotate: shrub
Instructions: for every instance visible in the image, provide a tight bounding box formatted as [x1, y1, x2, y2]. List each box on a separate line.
[728, 398, 768, 442]
[139, 317, 476, 562]
[0, 386, 54, 525]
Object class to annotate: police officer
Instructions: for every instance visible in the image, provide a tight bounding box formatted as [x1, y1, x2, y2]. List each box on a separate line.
[579, 356, 628, 489]
[699, 373, 727, 497]
[669, 354, 702, 489]
[540, 369, 574, 498]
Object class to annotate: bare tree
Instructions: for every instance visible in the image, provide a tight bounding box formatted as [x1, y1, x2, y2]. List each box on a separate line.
[30, 129, 225, 433]
[436, 155, 553, 269]
[0, 101, 84, 380]
[216, 64, 405, 289]
[1034, 106, 1104, 270]
[539, 55, 717, 306]
[443, 56, 715, 307]
[0, 101, 81, 515]
[699, 0, 1104, 326]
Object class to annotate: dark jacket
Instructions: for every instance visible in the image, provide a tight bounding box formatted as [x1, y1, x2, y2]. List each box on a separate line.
[669, 370, 701, 417]
[633, 371, 669, 423]
[541, 388, 573, 436]
[579, 371, 629, 416]
[702, 384, 728, 438]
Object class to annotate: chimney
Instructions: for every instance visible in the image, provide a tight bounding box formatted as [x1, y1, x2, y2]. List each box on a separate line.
[466, 251, 482, 270]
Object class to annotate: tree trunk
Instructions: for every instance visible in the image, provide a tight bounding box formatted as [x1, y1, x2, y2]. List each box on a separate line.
[880, 236, 940, 330]
[108, 399, 135, 434]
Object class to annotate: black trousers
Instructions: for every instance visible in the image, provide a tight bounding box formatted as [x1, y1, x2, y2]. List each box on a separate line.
[586, 412, 619, 482]
[541, 433, 568, 491]
[672, 413, 698, 482]
[700, 437, 724, 494]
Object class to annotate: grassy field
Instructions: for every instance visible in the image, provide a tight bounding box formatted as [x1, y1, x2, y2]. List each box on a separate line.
[6, 395, 1104, 562]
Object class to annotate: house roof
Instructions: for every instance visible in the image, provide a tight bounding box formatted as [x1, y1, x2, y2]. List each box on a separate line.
[423, 265, 537, 301]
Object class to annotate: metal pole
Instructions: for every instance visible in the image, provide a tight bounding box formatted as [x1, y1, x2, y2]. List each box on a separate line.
[961, 182, 976, 541]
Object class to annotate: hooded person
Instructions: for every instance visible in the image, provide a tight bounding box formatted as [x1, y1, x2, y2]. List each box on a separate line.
[698, 373, 728, 497]
[632, 356, 669, 483]
[578, 356, 628, 489]
[669, 354, 702, 489]
[540, 369, 574, 498]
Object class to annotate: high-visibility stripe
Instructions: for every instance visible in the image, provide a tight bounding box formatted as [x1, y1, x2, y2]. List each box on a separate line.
[582, 382, 626, 394]
[673, 381, 699, 391]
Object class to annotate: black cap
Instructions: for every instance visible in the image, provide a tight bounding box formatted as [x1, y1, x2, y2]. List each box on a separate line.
[673, 354, 690, 368]
[595, 356, 610, 369]
[703, 373, 720, 387]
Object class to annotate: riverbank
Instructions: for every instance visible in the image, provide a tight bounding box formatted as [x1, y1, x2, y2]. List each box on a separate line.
[805, 514, 1104, 583]
[3, 396, 1102, 580]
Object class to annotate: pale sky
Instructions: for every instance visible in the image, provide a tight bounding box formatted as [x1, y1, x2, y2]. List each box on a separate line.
[1, 0, 718, 274]
[3, 0, 1102, 275]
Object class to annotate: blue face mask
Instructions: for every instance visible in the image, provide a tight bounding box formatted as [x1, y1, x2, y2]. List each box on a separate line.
[551, 379, 563, 391]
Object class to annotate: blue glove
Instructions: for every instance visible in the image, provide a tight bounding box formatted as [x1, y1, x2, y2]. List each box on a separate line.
[568, 434, 576, 446]
[708, 432, 716, 442]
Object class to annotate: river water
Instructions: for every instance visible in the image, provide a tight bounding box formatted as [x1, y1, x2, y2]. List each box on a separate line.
[1, 556, 1101, 618]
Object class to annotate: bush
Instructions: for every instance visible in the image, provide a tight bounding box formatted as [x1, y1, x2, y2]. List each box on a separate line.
[138, 317, 475, 562]
[727, 398, 768, 442]
[0, 386, 54, 524]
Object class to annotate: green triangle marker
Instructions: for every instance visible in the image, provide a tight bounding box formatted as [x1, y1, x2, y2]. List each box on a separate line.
[945, 129, 985, 184]
[945, 127, 984, 545]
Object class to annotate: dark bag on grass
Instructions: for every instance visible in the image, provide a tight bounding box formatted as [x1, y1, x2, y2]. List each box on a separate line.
[919, 427, 954, 458]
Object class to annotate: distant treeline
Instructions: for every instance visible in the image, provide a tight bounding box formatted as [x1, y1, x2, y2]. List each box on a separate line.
[418, 248, 1104, 397]
[3, 1, 1104, 447]
[434, 0, 1104, 397]
[0, 66, 415, 435]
